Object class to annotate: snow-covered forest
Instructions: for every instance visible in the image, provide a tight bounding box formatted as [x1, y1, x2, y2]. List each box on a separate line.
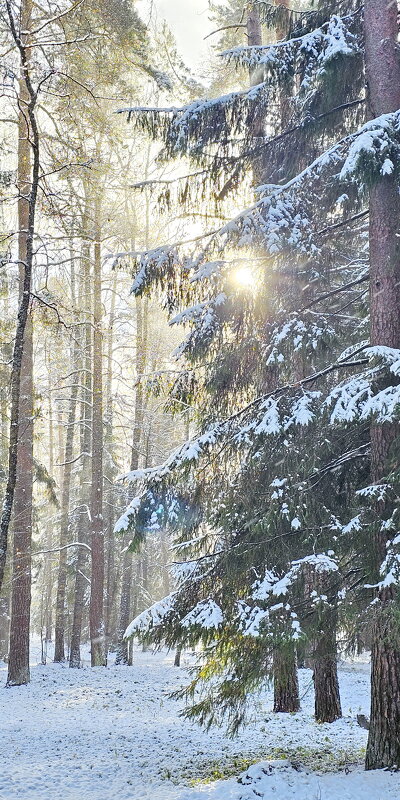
[1, 1, 400, 798]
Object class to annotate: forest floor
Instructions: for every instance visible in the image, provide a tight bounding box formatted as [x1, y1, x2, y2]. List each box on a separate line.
[0, 645, 399, 800]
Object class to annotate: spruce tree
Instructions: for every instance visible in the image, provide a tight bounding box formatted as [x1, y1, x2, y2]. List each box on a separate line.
[117, 0, 400, 763]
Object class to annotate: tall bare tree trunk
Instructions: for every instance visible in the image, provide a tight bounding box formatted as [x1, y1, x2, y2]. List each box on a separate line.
[0, 0, 38, 609]
[43, 366, 55, 650]
[89, 195, 106, 667]
[6, 0, 36, 685]
[70, 232, 92, 668]
[104, 269, 118, 651]
[115, 297, 147, 665]
[54, 334, 79, 662]
[364, 0, 400, 770]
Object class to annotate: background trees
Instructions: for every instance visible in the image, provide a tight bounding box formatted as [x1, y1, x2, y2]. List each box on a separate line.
[0, 0, 189, 680]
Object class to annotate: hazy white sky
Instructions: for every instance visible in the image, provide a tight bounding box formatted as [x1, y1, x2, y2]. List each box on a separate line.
[138, 0, 215, 71]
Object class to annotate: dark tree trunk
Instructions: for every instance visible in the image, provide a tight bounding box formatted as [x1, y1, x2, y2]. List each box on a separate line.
[364, 0, 400, 771]
[7, 315, 33, 687]
[174, 647, 182, 667]
[313, 610, 342, 723]
[273, 644, 300, 713]
[0, 0, 38, 604]
[89, 197, 106, 667]
[6, 0, 37, 684]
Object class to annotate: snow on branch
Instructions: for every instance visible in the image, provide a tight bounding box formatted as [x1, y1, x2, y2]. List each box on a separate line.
[114, 496, 141, 534]
[327, 346, 400, 425]
[221, 14, 359, 90]
[253, 553, 338, 601]
[181, 599, 223, 630]
[124, 593, 177, 638]
[130, 111, 400, 308]
[118, 82, 270, 159]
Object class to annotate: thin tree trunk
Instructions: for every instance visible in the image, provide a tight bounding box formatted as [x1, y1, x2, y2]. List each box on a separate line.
[43, 366, 55, 648]
[6, 0, 37, 684]
[364, 0, 400, 770]
[115, 295, 147, 665]
[0, 595, 10, 660]
[89, 195, 106, 667]
[0, 0, 38, 603]
[54, 336, 79, 662]
[69, 223, 92, 668]
[273, 644, 300, 713]
[115, 537, 133, 665]
[104, 269, 118, 651]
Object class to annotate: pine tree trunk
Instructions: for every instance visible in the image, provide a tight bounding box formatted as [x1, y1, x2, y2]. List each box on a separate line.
[115, 541, 132, 665]
[0, 594, 10, 660]
[247, 5, 262, 50]
[0, 0, 37, 598]
[104, 269, 118, 651]
[54, 338, 79, 662]
[43, 367, 55, 648]
[7, 316, 33, 686]
[115, 295, 146, 664]
[313, 609, 342, 723]
[6, 0, 35, 683]
[364, 0, 400, 770]
[69, 549, 89, 668]
[273, 644, 300, 713]
[69, 224, 92, 668]
[89, 196, 106, 667]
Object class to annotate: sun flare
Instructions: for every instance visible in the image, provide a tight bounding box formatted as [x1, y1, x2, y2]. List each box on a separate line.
[233, 265, 255, 289]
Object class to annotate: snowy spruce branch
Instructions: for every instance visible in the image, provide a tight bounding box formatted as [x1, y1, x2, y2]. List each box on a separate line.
[221, 13, 359, 80]
[130, 109, 400, 313]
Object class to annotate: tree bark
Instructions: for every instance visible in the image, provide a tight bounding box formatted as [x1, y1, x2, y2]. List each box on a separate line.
[0, 594, 10, 661]
[364, 0, 400, 770]
[104, 269, 118, 651]
[6, 0, 36, 685]
[115, 538, 133, 665]
[69, 220, 92, 668]
[115, 295, 147, 665]
[42, 363, 56, 651]
[0, 0, 38, 606]
[313, 609, 342, 723]
[89, 195, 106, 667]
[54, 337, 79, 662]
[273, 644, 300, 713]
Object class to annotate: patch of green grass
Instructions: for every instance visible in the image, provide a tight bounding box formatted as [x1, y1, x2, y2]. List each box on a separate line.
[181, 745, 366, 786]
[188, 755, 263, 786]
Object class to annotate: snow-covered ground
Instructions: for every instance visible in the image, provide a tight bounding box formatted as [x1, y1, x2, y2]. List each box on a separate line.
[0, 646, 399, 800]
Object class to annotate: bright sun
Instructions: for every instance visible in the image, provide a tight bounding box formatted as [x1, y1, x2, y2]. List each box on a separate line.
[233, 265, 255, 289]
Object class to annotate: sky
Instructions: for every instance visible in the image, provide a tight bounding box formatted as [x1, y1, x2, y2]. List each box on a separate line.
[138, 0, 216, 71]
